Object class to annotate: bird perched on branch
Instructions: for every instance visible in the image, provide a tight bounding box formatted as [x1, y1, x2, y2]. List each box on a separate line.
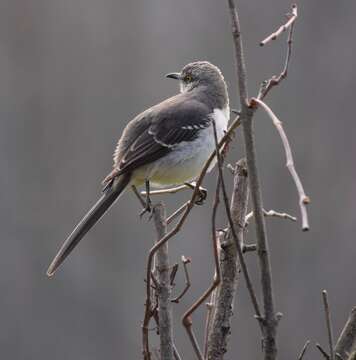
[47, 61, 230, 277]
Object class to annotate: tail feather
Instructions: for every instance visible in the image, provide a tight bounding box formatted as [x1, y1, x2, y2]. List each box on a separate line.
[47, 174, 130, 277]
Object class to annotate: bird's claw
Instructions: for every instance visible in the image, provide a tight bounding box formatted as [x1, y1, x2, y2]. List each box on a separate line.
[139, 200, 152, 219]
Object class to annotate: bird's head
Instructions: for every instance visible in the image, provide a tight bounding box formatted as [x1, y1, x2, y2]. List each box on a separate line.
[166, 61, 227, 94]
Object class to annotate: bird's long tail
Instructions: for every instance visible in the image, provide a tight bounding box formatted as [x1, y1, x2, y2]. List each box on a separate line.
[46, 173, 131, 277]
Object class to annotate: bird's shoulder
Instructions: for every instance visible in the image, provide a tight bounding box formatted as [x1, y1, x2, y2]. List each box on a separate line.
[113, 94, 212, 165]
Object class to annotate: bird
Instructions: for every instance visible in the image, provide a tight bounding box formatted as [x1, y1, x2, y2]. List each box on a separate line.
[46, 61, 230, 277]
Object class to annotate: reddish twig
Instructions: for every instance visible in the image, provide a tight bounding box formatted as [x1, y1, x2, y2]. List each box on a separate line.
[182, 173, 222, 360]
[251, 98, 310, 231]
[171, 256, 191, 303]
[258, 5, 297, 101]
[260, 4, 298, 46]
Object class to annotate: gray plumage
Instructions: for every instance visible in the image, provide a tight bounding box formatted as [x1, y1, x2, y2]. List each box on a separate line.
[47, 61, 230, 277]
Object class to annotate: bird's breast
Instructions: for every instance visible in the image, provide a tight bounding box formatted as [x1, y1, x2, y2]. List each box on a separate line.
[133, 107, 229, 187]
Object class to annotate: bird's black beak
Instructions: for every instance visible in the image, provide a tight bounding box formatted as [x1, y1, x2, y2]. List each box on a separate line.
[165, 72, 181, 80]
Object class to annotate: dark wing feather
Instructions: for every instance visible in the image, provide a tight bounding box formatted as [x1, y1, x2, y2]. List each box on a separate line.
[110, 95, 212, 177]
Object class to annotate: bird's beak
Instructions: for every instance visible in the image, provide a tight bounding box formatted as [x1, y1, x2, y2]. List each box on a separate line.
[165, 72, 181, 80]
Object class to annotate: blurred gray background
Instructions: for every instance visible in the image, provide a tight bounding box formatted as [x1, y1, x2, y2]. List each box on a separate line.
[0, 0, 355, 358]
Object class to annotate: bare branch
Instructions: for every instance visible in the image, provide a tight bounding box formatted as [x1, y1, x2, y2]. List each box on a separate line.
[204, 291, 217, 358]
[166, 202, 190, 225]
[152, 203, 174, 360]
[182, 173, 222, 360]
[169, 263, 179, 286]
[245, 208, 297, 223]
[171, 256, 191, 303]
[260, 4, 298, 46]
[297, 340, 310, 360]
[251, 98, 310, 231]
[258, 5, 297, 102]
[335, 307, 356, 360]
[317, 343, 330, 360]
[227, 1, 279, 359]
[141, 184, 188, 196]
[207, 159, 249, 359]
[322, 290, 335, 360]
[263, 209, 297, 221]
[173, 345, 182, 360]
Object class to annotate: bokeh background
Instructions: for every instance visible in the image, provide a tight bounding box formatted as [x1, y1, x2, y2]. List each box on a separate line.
[1, 0, 355, 358]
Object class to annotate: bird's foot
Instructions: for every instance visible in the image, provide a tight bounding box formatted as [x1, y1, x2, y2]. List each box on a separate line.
[139, 199, 153, 219]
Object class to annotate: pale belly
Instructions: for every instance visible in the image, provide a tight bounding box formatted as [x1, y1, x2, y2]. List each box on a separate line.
[132, 107, 229, 188]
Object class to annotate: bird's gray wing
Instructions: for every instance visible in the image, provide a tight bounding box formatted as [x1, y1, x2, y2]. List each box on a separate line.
[114, 98, 212, 176]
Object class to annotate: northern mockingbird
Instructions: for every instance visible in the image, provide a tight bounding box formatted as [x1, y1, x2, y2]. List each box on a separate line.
[47, 61, 230, 277]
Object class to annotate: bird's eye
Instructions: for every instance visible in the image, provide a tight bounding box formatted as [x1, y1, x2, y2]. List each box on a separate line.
[184, 74, 192, 82]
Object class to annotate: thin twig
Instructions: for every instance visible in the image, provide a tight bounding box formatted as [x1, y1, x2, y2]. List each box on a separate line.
[322, 290, 335, 360]
[334, 307, 356, 360]
[141, 184, 188, 196]
[260, 4, 298, 46]
[173, 345, 182, 360]
[171, 256, 191, 303]
[166, 202, 190, 225]
[297, 340, 310, 360]
[182, 173, 222, 360]
[207, 159, 249, 359]
[204, 290, 217, 358]
[245, 208, 297, 223]
[227, 1, 278, 359]
[251, 98, 310, 231]
[317, 343, 330, 360]
[263, 209, 297, 221]
[169, 263, 179, 286]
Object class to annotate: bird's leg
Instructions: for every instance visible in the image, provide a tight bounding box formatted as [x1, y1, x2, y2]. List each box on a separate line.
[140, 179, 152, 218]
[184, 182, 207, 205]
